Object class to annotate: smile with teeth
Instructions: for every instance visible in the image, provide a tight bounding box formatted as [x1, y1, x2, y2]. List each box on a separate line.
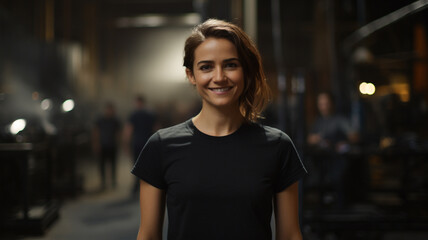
[209, 87, 233, 93]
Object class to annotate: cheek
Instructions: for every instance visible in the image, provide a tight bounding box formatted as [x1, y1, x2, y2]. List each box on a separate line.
[235, 72, 245, 88]
[194, 73, 211, 86]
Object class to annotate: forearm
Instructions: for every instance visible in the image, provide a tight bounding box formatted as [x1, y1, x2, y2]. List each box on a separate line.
[136, 229, 162, 240]
[275, 182, 303, 240]
[137, 180, 166, 240]
[275, 233, 302, 240]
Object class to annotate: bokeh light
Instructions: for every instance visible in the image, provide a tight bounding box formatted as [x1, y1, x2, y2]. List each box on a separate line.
[10, 119, 26, 135]
[62, 99, 75, 112]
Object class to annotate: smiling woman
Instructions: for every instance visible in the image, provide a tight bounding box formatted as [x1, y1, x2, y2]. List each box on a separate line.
[131, 19, 307, 240]
[183, 19, 271, 123]
[186, 37, 245, 114]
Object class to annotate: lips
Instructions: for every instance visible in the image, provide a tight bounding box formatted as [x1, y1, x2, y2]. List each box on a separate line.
[209, 87, 233, 93]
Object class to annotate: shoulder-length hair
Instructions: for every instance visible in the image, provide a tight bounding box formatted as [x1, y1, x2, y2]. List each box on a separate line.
[183, 18, 271, 123]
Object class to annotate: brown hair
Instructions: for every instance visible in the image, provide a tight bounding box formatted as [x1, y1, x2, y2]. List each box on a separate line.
[183, 19, 271, 122]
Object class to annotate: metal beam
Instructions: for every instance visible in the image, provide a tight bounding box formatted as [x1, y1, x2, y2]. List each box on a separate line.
[343, 0, 428, 52]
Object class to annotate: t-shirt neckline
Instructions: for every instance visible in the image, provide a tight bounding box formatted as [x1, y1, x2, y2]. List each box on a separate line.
[186, 118, 246, 142]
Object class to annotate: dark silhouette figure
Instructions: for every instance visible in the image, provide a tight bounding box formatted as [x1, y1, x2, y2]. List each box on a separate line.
[124, 96, 157, 195]
[93, 102, 121, 190]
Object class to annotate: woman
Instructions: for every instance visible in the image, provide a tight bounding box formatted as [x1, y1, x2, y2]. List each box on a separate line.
[132, 19, 307, 240]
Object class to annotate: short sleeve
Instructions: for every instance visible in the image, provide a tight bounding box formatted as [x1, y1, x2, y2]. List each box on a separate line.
[275, 133, 307, 193]
[131, 132, 166, 189]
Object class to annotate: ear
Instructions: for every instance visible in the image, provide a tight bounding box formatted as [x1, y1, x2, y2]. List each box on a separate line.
[186, 68, 196, 85]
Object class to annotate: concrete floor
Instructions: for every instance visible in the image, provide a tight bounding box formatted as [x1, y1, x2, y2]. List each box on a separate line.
[22, 151, 148, 240]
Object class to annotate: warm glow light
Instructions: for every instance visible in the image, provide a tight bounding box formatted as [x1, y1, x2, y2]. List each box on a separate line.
[359, 82, 376, 95]
[62, 99, 75, 112]
[10, 119, 26, 135]
[182, 13, 202, 25]
[359, 82, 368, 94]
[366, 83, 376, 95]
[41, 99, 52, 110]
[134, 28, 189, 85]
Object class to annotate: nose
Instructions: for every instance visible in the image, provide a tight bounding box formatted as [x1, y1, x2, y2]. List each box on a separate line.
[213, 66, 226, 82]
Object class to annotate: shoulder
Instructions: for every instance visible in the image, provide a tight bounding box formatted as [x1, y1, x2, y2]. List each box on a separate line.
[140, 109, 156, 117]
[129, 109, 153, 121]
[156, 120, 193, 143]
[245, 123, 293, 145]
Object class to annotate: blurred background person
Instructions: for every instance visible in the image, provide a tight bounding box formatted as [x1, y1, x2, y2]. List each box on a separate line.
[123, 95, 158, 196]
[308, 92, 359, 151]
[307, 91, 359, 208]
[92, 102, 122, 190]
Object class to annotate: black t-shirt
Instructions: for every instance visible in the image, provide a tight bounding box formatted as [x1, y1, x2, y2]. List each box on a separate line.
[131, 119, 307, 240]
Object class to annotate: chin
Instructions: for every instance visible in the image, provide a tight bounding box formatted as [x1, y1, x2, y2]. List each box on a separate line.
[210, 100, 240, 109]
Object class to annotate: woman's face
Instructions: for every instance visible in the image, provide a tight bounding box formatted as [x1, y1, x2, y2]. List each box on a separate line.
[186, 37, 244, 111]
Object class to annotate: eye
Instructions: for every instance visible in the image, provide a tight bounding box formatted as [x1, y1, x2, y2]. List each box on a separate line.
[199, 64, 212, 71]
[224, 62, 239, 69]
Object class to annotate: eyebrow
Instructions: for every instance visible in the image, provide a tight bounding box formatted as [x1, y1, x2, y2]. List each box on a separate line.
[196, 58, 240, 66]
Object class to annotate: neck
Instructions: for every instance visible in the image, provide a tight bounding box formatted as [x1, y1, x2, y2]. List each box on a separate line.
[192, 104, 244, 137]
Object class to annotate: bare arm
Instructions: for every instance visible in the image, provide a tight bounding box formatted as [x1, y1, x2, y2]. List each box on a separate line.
[137, 180, 166, 240]
[274, 182, 303, 240]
